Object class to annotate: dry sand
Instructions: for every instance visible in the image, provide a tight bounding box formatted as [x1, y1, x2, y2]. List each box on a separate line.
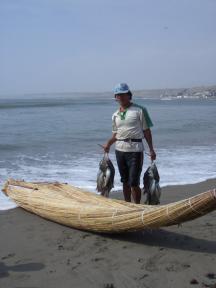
[0, 178, 216, 288]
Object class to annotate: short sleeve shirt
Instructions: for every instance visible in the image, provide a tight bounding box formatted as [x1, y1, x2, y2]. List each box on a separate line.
[112, 103, 153, 152]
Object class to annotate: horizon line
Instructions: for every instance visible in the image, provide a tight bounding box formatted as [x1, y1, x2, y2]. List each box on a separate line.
[0, 83, 216, 97]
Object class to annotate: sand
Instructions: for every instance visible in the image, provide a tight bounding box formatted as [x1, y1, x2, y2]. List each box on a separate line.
[0, 178, 216, 288]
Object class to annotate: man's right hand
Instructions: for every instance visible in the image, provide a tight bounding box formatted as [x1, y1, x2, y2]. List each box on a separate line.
[102, 144, 110, 153]
[101, 134, 116, 153]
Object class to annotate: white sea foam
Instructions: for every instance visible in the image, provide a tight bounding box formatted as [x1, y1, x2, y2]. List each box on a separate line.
[0, 145, 215, 210]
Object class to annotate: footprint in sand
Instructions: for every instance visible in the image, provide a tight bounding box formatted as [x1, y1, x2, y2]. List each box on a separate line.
[144, 253, 164, 272]
[1, 253, 15, 260]
[166, 262, 191, 272]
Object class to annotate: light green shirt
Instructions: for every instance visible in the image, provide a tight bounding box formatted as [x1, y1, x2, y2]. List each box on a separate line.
[112, 103, 153, 152]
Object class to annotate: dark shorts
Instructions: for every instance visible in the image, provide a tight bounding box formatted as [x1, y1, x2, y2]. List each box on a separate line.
[115, 150, 143, 187]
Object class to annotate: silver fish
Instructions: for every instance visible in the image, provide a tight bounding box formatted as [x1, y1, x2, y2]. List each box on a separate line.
[143, 162, 161, 205]
[96, 153, 115, 197]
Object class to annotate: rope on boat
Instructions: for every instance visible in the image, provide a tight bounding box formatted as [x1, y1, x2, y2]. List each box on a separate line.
[141, 209, 145, 225]
[212, 188, 216, 198]
[166, 205, 176, 223]
[112, 208, 118, 226]
[188, 197, 204, 215]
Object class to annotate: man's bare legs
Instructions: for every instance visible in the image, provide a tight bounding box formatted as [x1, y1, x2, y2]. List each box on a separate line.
[123, 183, 131, 202]
[131, 186, 141, 204]
[123, 183, 141, 204]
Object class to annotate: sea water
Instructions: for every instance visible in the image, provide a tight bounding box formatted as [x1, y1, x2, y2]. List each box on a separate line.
[0, 95, 215, 209]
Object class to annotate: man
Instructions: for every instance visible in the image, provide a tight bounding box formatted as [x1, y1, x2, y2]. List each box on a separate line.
[102, 83, 156, 204]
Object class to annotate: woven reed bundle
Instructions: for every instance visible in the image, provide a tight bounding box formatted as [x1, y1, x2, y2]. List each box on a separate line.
[2, 178, 216, 233]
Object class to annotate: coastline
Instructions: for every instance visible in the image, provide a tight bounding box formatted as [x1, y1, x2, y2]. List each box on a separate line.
[0, 178, 216, 288]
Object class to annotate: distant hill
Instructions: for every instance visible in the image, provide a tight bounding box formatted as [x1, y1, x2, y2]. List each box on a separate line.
[133, 85, 216, 99]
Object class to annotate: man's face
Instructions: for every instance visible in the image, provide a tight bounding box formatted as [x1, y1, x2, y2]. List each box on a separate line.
[115, 93, 131, 106]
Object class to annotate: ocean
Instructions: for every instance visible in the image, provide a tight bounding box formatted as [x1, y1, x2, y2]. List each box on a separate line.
[0, 95, 215, 210]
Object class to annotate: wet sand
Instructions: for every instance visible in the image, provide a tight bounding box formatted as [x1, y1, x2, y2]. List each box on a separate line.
[0, 178, 216, 288]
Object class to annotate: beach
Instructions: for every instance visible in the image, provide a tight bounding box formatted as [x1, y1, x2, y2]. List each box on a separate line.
[1, 178, 216, 288]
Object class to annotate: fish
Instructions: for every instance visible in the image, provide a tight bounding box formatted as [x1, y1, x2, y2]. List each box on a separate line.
[143, 162, 161, 205]
[96, 153, 115, 197]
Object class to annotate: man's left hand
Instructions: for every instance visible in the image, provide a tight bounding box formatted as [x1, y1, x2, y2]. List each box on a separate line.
[150, 149, 156, 161]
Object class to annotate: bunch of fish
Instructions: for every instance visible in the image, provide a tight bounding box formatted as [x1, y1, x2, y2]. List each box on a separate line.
[143, 162, 161, 205]
[96, 153, 115, 197]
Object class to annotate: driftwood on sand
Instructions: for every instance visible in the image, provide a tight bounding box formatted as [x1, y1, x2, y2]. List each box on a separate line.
[2, 178, 216, 233]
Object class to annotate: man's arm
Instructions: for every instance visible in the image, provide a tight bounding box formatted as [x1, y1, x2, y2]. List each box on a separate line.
[143, 128, 156, 161]
[102, 133, 117, 153]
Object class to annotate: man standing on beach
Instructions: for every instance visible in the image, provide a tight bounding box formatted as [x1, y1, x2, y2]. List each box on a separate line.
[102, 83, 156, 204]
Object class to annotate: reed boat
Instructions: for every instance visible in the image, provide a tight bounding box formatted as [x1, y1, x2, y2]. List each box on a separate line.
[2, 178, 216, 233]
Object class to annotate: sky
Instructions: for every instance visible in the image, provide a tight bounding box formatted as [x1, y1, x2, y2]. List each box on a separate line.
[0, 0, 216, 95]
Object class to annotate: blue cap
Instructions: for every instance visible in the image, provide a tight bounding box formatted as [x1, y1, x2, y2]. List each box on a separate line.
[113, 83, 130, 95]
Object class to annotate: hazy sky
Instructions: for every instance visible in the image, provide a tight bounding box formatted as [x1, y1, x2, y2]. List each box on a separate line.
[0, 0, 216, 94]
